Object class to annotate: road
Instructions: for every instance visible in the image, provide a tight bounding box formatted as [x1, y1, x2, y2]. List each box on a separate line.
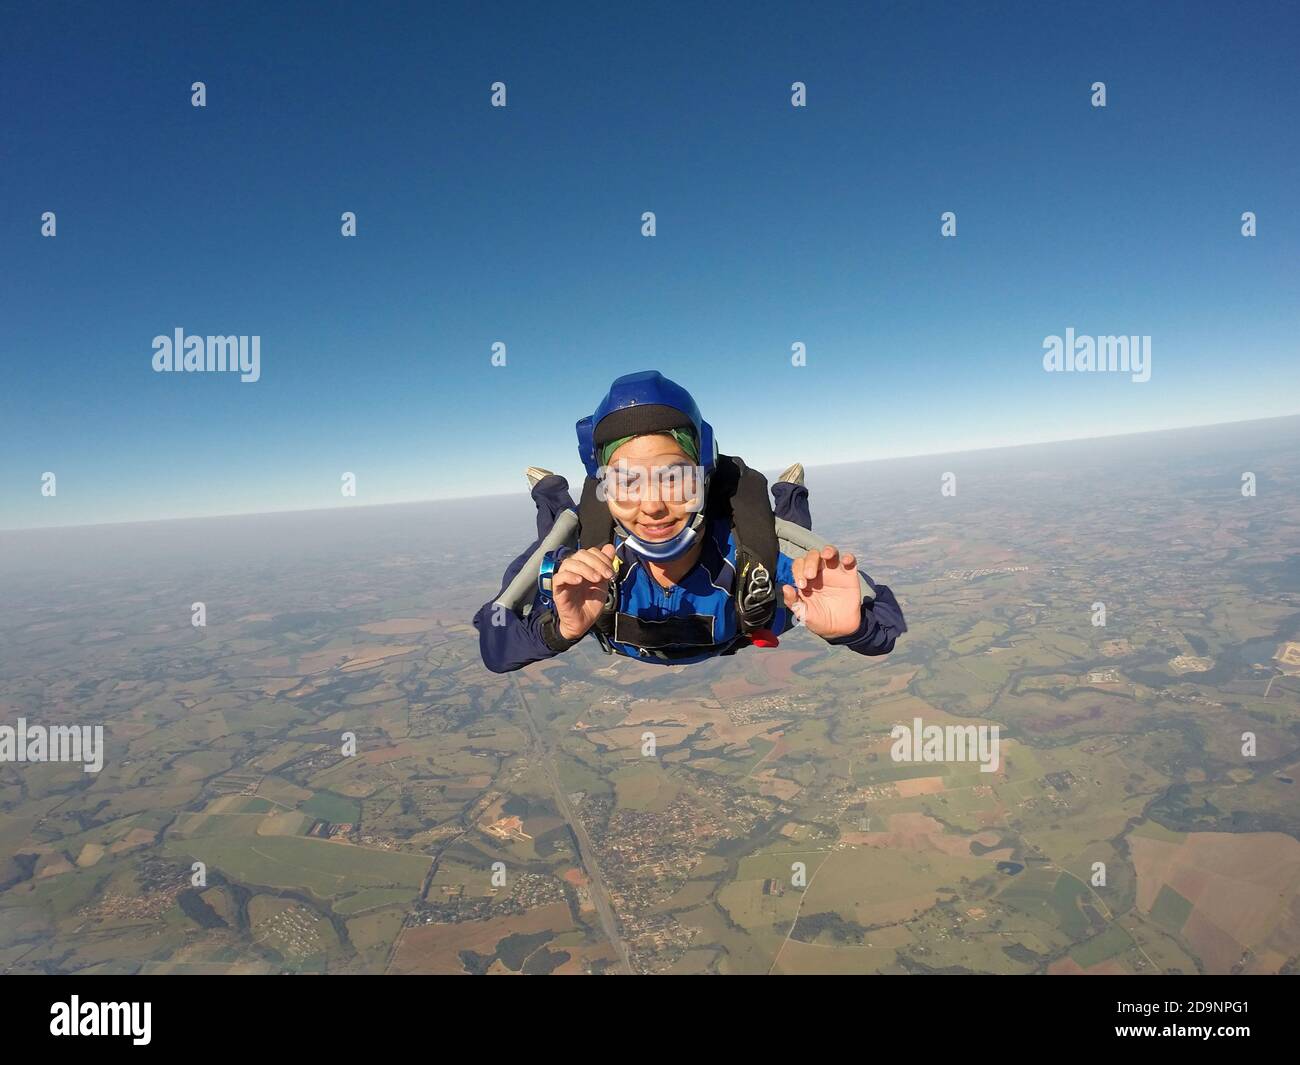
[510, 674, 634, 975]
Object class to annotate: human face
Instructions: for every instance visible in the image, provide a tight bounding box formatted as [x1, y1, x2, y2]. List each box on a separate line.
[601, 433, 703, 542]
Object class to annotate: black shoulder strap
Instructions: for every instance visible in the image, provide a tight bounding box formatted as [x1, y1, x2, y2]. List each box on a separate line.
[577, 474, 615, 549]
[576, 475, 620, 653]
[715, 455, 779, 636]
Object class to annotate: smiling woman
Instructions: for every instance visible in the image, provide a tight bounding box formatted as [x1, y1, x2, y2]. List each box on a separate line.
[471, 370, 908, 672]
[601, 435, 705, 591]
[583, 381, 712, 564]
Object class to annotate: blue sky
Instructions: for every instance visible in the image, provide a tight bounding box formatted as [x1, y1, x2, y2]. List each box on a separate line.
[2, 0, 1297, 530]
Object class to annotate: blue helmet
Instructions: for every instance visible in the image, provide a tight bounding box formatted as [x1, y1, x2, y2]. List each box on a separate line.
[576, 371, 718, 561]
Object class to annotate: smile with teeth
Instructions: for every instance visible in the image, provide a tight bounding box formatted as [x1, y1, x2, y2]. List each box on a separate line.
[639, 519, 679, 537]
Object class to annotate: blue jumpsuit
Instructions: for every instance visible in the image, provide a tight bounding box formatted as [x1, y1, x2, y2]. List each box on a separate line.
[473, 475, 907, 673]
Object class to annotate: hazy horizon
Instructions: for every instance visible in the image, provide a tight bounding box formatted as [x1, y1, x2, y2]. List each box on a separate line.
[5, 411, 1297, 534]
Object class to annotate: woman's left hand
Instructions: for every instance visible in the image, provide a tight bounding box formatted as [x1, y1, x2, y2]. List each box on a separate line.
[782, 545, 863, 639]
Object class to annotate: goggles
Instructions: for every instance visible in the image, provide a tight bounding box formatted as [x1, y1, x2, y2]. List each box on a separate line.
[597, 459, 704, 507]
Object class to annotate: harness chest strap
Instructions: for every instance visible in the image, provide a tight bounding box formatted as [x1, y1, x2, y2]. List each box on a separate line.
[590, 529, 775, 659]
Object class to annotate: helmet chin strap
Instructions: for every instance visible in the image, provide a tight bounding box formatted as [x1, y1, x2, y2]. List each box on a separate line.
[614, 510, 706, 562]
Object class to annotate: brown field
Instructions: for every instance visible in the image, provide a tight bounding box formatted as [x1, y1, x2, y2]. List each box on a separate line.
[854, 893, 944, 926]
[872, 693, 1003, 732]
[708, 648, 819, 700]
[296, 644, 419, 675]
[259, 677, 302, 695]
[359, 617, 438, 635]
[338, 645, 420, 673]
[585, 724, 693, 752]
[515, 655, 571, 685]
[749, 732, 790, 770]
[552, 942, 619, 974]
[1130, 830, 1300, 973]
[387, 902, 578, 974]
[256, 811, 307, 836]
[1276, 641, 1300, 672]
[841, 813, 1011, 860]
[359, 743, 422, 766]
[753, 768, 802, 801]
[605, 665, 669, 687]
[583, 696, 789, 756]
[894, 776, 947, 797]
[617, 698, 790, 748]
[1241, 948, 1291, 975]
[109, 828, 158, 853]
[761, 649, 820, 683]
[708, 675, 771, 701]
[873, 668, 918, 697]
[772, 938, 899, 975]
[36, 854, 75, 878]
[250, 655, 293, 671]
[1019, 694, 1137, 735]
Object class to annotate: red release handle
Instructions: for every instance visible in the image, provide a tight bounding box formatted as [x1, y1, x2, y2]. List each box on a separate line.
[749, 628, 780, 648]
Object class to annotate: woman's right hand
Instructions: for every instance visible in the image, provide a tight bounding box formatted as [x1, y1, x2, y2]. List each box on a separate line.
[552, 544, 618, 640]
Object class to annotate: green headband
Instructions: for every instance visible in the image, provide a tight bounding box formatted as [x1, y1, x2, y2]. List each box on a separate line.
[600, 428, 699, 467]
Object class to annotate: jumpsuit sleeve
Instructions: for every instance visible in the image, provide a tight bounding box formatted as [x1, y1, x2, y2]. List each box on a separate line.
[471, 543, 582, 673]
[825, 578, 907, 657]
[773, 550, 907, 657]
